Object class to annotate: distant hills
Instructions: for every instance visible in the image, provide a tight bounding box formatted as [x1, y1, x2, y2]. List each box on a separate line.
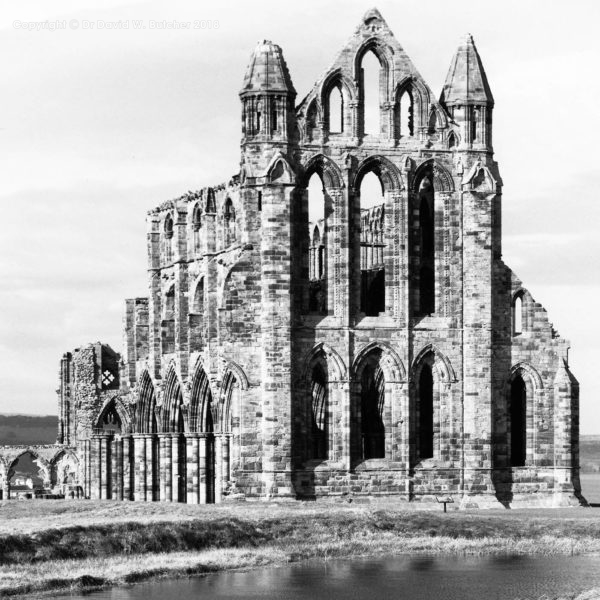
[1, 414, 600, 472]
[0, 414, 57, 446]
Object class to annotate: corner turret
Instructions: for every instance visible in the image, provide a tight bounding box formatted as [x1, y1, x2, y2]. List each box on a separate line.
[441, 34, 494, 150]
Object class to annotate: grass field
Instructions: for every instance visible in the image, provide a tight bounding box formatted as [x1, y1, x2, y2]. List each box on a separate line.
[1, 499, 600, 598]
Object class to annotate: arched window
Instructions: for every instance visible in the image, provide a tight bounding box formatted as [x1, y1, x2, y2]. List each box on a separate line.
[162, 286, 175, 354]
[328, 86, 343, 134]
[471, 107, 479, 143]
[307, 101, 319, 141]
[513, 294, 523, 335]
[448, 131, 458, 149]
[428, 110, 437, 134]
[271, 96, 279, 133]
[418, 364, 434, 460]
[192, 203, 202, 254]
[189, 279, 204, 352]
[396, 89, 414, 137]
[510, 375, 527, 467]
[164, 214, 174, 263]
[361, 50, 381, 135]
[310, 364, 328, 460]
[307, 173, 327, 314]
[98, 403, 122, 434]
[360, 360, 385, 459]
[223, 198, 236, 246]
[360, 172, 385, 316]
[418, 177, 435, 315]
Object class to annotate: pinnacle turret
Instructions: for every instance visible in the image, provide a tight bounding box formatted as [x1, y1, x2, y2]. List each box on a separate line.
[441, 34, 494, 107]
[240, 40, 295, 96]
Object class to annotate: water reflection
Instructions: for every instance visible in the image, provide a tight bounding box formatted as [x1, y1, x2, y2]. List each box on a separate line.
[59, 554, 600, 600]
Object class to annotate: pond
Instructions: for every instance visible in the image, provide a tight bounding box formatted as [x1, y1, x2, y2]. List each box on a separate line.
[58, 554, 600, 600]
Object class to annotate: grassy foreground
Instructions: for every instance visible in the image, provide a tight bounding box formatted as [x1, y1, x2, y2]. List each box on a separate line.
[1, 499, 600, 598]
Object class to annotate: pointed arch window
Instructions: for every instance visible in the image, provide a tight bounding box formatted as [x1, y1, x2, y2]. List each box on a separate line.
[189, 279, 204, 352]
[360, 361, 385, 459]
[395, 89, 414, 138]
[361, 50, 381, 136]
[223, 198, 236, 246]
[418, 176, 435, 315]
[192, 203, 202, 255]
[310, 363, 329, 460]
[359, 171, 386, 316]
[161, 286, 175, 354]
[327, 85, 343, 134]
[163, 214, 174, 263]
[97, 402, 122, 434]
[418, 364, 434, 460]
[448, 131, 458, 149]
[513, 293, 523, 335]
[510, 374, 527, 467]
[307, 173, 327, 314]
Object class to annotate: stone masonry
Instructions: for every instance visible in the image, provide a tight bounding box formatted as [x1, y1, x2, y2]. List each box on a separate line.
[54, 9, 582, 508]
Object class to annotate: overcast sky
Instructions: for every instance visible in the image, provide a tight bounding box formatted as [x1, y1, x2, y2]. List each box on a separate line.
[1, 0, 599, 433]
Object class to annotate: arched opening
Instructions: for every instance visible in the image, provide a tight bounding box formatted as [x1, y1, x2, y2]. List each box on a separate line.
[307, 172, 327, 314]
[510, 375, 527, 467]
[328, 86, 343, 134]
[192, 203, 202, 254]
[161, 286, 175, 354]
[428, 110, 437, 134]
[418, 364, 434, 460]
[361, 50, 381, 135]
[97, 402, 122, 434]
[223, 198, 236, 246]
[163, 214, 174, 263]
[190, 279, 204, 352]
[471, 107, 479, 143]
[164, 369, 186, 502]
[8, 452, 47, 499]
[360, 171, 385, 316]
[360, 359, 385, 459]
[270, 96, 278, 133]
[396, 89, 414, 137]
[310, 363, 328, 460]
[136, 371, 155, 434]
[417, 175, 435, 315]
[306, 101, 319, 140]
[513, 294, 523, 335]
[448, 131, 458, 149]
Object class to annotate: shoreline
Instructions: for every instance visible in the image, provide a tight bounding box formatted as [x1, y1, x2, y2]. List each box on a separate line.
[2, 500, 600, 598]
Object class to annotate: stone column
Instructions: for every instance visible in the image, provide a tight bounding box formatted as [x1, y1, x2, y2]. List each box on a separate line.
[111, 436, 119, 500]
[145, 434, 155, 501]
[133, 434, 146, 501]
[163, 434, 173, 501]
[158, 434, 168, 501]
[171, 434, 180, 502]
[198, 433, 208, 504]
[122, 435, 132, 501]
[185, 433, 199, 504]
[214, 434, 223, 503]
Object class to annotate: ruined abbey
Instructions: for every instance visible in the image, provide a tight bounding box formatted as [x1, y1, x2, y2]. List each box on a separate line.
[1, 9, 582, 507]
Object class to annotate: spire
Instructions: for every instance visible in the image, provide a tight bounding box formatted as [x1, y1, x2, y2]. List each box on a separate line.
[240, 40, 295, 96]
[440, 34, 494, 107]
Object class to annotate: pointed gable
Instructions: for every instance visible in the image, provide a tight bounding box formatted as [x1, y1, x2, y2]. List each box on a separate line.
[440, 34, 494, 107]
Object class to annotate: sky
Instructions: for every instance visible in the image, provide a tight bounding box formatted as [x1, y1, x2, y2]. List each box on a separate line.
[1, 0, 600, 433]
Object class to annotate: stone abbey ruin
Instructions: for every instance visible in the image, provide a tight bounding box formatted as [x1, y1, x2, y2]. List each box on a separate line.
[0, 9, 582, 507]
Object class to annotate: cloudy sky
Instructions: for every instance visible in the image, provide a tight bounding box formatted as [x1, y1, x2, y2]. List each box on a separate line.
[1, 0, 599, 433]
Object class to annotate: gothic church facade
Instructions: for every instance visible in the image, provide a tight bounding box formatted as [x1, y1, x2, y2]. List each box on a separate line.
[57, 9, 582, 508]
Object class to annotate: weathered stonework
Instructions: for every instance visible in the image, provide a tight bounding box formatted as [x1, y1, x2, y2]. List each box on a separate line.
[53, 9, 581, 508]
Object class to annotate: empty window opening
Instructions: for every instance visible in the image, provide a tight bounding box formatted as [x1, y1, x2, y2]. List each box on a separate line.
[307, 101, 319, 140]
[361, 50, 381, 135]
[510, 375, 527, 467]
[271, 97, 278, 133]
[162, 286, 175, 354]
[398, 90, 414, 137]
[223, 198, 236, 246]
[192, 204, 202, 254]
[328, 86, 343, 133]
[98, 404, 122, 434]
[190, 279, 204, 352]
[360, 362, 385, 459]
[418, 364, 434, 460]
[360, 172, 385, 316]
[448, 131, 458, 148]
[428, 110, 437, 134]
[418, 180, 435, 315]
[471, 107, 479, 143]
[310, 364, 328, 460]
[164, 214, 174, 262]
[308, 173, 327, 314]
[514, 294, 523, 334]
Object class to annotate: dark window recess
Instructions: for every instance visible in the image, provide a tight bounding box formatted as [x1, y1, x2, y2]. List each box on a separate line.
[361, 364, 385, 459]
[419, 191, 435, 315]
[309, 280, 326, 314]
[418, 364, 434, 460]
[311, 364, 328, 460]
[511, 375, 527, 467]
[361, 268, 385, 316]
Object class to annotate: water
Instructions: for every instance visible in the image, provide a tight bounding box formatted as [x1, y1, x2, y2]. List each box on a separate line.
[58, 555, 600, 600]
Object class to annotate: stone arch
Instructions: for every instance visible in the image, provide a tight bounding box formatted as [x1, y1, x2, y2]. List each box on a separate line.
[161, 363, 186, 433]
[189, 356, 215, 433]
[412, 344, 457, 383]
[265, 153, 295, 184]
[394, 76, 431, 136]
[353, 341, 406, 382]
[303, 342, 348, 383]
[7, 449, 51, 489]
[509, 362, 543, 392]
[353, 37, 394, 91]
[352, 155, 404, 194]
[412, 158, 455, 193]
[135, 370, 157, 434]
[95, 396, 131, 434]
[321, 70, 357, 134]
[300, 153, 344, 189]
[305, 97, 323, 140]
[50, 448, 79, 489]
[222, 360, 250, 391]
